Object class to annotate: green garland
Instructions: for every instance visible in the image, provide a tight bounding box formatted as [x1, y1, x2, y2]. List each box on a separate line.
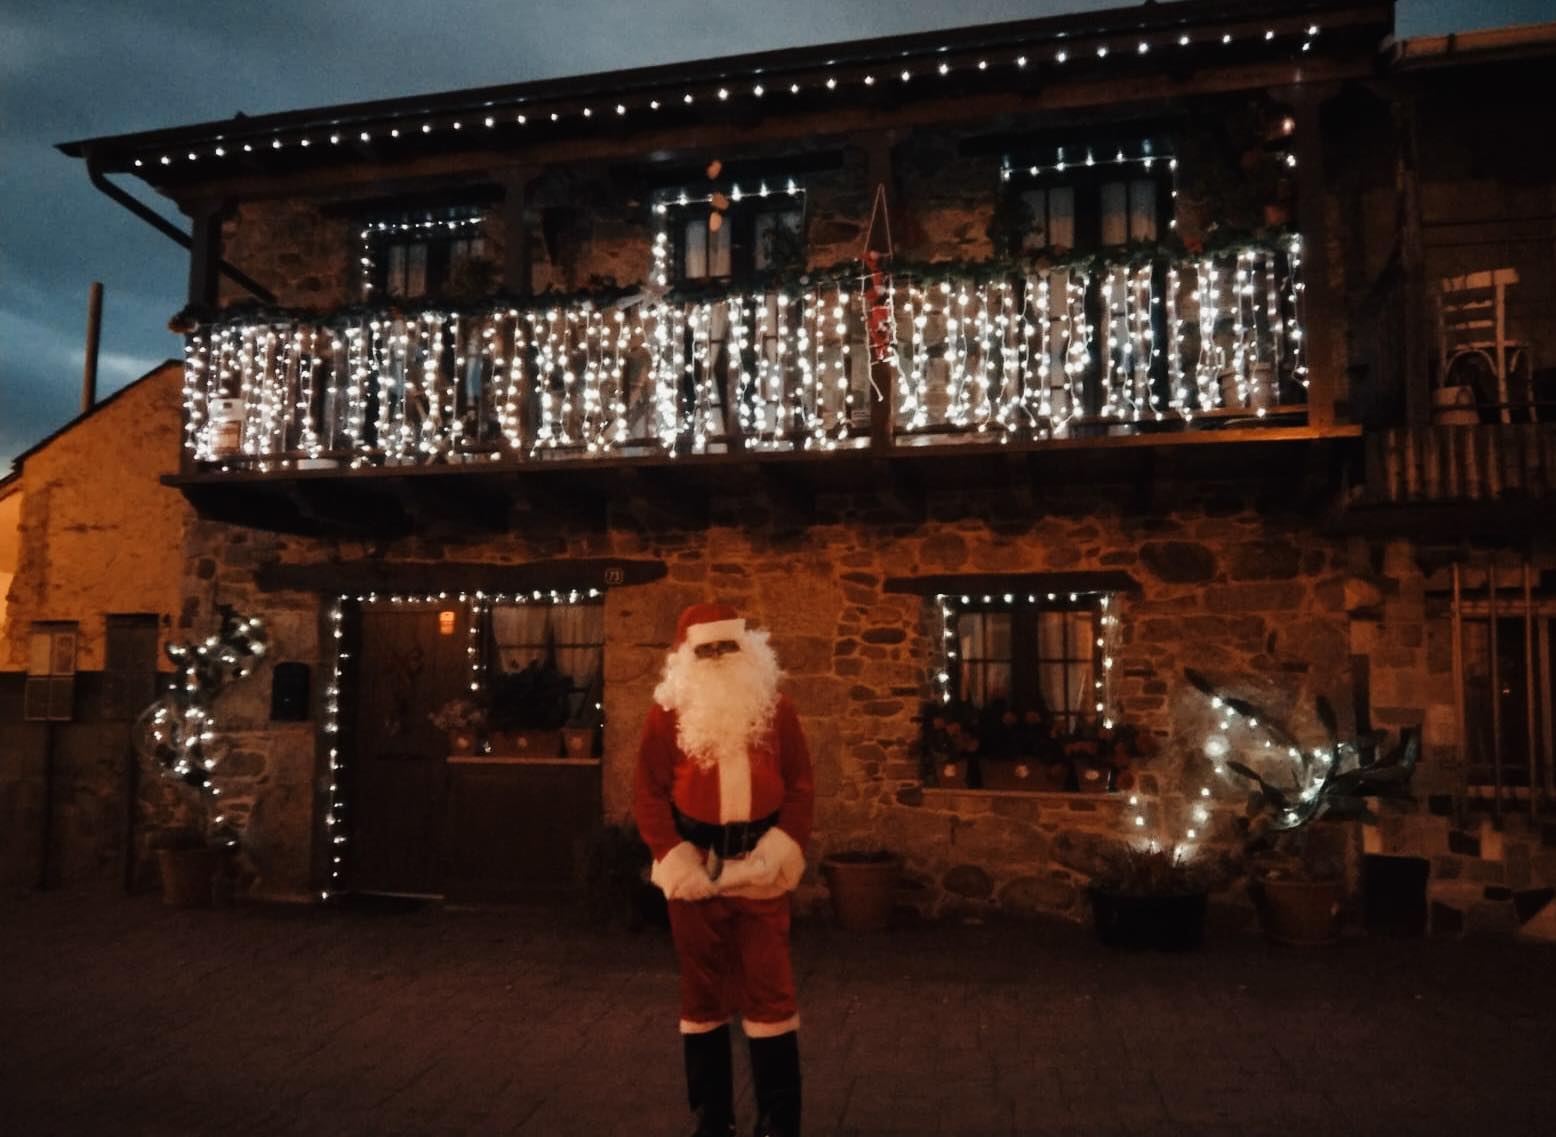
[176, 230, 1297, 332]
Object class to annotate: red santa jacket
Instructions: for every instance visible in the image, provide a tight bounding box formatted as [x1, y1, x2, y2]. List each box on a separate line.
[634, 693, 814, 899]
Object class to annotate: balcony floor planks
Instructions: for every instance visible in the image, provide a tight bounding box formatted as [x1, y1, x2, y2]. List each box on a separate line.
[167, 424, 1359, 536]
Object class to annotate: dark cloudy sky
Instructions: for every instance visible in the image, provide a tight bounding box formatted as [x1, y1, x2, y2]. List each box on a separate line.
[3, 0, 1552, 468]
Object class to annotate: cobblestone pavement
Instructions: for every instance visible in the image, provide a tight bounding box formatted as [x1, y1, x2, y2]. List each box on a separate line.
[4, 891, 1556, 1137]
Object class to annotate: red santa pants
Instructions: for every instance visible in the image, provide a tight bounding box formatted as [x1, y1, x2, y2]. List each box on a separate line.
[668, 894, 797, 1036]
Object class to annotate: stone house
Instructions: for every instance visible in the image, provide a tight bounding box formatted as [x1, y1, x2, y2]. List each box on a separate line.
[1, 361, 190, 888]
[38, 0, 1556, 928]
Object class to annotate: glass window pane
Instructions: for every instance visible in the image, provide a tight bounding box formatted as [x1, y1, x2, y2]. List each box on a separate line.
[28, 631, 52, 675]
[1068, 610, 1096, 660]
[684, 219, 707, 279]
[387, 244, 406, 296]
[984, 662, 1011, 705]
[1039, 660, 1066, 717]
[1020, 189, 1048, 253]
[959, 614, 983, 660]
[987, 613, 1012, 660]
[1037, 611, 1067, 659]
[1128, 178, 1158, 241]
[1100, 181, 1128, 246]
[708, 216, 732, 277]
[1047, 186, 1075, 249]
[754, 210, 802, 270]
[406, 242, 428, 297]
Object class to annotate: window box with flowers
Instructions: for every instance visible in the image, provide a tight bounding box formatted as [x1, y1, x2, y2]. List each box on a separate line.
[916, 698, 1157, 794]
[916, 582, 1153, 794]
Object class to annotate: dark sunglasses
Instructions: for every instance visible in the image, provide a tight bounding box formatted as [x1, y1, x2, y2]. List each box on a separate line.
[693, 639, 742, 659]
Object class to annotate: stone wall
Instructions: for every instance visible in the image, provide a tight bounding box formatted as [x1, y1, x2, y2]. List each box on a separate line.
[177, 479, 1422, 917]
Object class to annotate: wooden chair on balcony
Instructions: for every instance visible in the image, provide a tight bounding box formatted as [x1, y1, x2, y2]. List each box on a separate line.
[1435, 268, 1533, 424]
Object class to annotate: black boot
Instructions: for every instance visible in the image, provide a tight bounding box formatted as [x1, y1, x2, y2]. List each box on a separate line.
[747, 1031, 801, 1137]
[683, 1025, 735, 1137]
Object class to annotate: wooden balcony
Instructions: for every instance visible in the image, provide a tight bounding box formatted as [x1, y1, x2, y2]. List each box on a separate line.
[170, 248, 1351, 534]
[1338, 425, 1556, 539]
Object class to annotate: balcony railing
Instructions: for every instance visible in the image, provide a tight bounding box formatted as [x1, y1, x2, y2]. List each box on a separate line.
[1361, 425, 1556, 504]
[182, 243, 1307, 472]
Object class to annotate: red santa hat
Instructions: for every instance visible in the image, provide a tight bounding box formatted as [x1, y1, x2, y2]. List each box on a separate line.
[674, 602, 746, 649]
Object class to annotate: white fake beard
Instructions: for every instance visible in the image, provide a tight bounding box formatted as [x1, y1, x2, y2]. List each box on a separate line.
[654, 629, 782, 770]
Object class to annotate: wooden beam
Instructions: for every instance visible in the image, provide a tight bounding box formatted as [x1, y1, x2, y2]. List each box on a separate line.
[884, 570, 1141, 597]
[172, 57, 1376, 206]
[396, 475, 511, 533]
[186, 200, 224, 309]
[281, 478, 406, 536]
[870, 457, 924, 520]
[1394, 89, 1431, 428]
[499, 171, 533, 298]
[256, 557, 668, 595]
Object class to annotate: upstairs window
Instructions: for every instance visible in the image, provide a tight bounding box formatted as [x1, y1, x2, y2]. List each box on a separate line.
[659, 185, 806, 285]
[1005, 142, 1173, 254]
[360, 206, 487, 301]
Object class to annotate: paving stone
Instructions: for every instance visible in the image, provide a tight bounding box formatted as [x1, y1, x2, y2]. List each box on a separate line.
[4, 892, 1556, 1136]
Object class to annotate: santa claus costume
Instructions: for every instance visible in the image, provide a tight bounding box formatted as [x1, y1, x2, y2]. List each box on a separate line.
[635, 603, 813, 1137]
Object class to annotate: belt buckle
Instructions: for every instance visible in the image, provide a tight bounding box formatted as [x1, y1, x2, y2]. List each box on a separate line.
[724, 820, 745, 860]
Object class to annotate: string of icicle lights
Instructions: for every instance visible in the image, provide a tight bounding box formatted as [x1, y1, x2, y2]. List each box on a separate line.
[132, 23, 1324, 171]
[182, 239, 1305, 468]
[320, 587, 602, 901]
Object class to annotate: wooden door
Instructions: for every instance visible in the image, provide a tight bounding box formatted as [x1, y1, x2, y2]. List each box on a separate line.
[348, 605, 468, 896]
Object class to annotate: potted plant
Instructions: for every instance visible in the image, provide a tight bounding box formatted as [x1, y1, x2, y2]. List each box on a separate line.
[916, 701, 975, 788]
[488, 650, 573, 757]
[149, 826, 219, 908]
[1089, 845, 1213, 951]
[563, 670, 604, 759]
[820, 848, 902, 931]
[430, 697, 488, 755]
[1185, 669, 1420, 946]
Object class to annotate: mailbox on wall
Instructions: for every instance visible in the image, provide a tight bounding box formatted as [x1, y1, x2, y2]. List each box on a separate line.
[25, 621, 78, 722]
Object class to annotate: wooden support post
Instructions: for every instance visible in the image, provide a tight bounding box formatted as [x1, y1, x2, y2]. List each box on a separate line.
[1489, 559, 1503, 827]
[1451, 560, 1468, 829]
[499, 172, 534, 299]
[1394, 90, 1431, 427]
[186, 200, 224, 310]
[1290, 85, 1340, 431]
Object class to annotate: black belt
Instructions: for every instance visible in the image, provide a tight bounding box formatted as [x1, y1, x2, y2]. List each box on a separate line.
[673, 805, 779, 859]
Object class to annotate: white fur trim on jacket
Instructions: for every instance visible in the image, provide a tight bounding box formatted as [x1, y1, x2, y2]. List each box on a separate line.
[650, 841, 706, 898]
[684, 618, 745, 646]
[716, 825, 806, 900]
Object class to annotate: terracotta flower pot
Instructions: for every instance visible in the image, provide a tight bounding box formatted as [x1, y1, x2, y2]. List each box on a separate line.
[158, 846, 216, 908]
[821, 852, 901, 931]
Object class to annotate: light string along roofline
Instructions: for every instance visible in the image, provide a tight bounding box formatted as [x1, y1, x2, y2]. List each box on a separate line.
[320, 588, 603, 901]
[132, 24, 1322, 169]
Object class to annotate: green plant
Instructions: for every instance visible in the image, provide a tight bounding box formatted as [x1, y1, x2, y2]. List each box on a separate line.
[1184, 668, 1421, 877]
[1092, 845, 1213, 897]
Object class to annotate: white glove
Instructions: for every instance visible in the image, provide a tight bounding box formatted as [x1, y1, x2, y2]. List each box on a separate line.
[651, 841, 717, 902]
[714, 853, 778, 893]
[669, 868, 718, 902]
